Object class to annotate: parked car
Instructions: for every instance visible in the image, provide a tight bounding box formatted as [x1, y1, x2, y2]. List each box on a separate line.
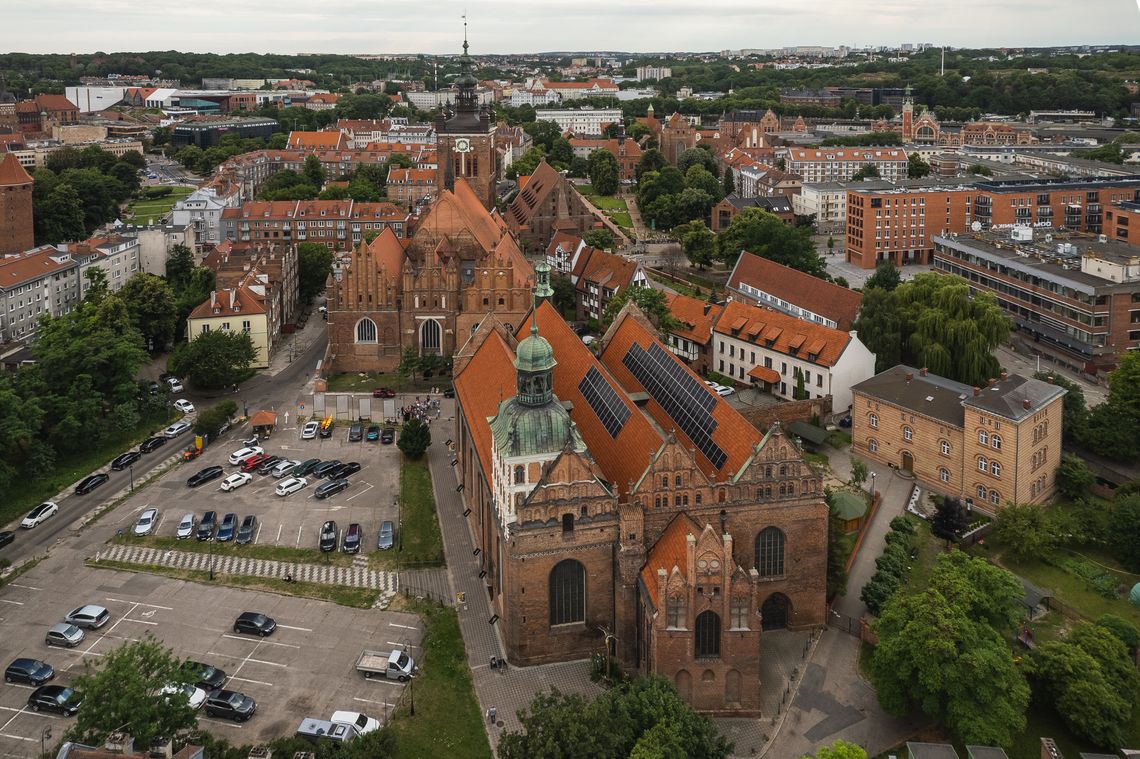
[162, 421, 192, 439]
[314, 479, 349, 500]
[236, 515, 257, 545]
[133, 508, 159, 537]
[111, 451, 141, 471]
[255, 455, 284, 475]
[301, 421, 320, 440]
[318, 421, 333, 438]
[366, 425, 380, 441]
[45, 623, 84, 648]
[716, 386, 735, 397]
[380, 428, 395, 445]
[4, 658, 54, 686]
[271, 459, 301, 478]
[204, 689, 256, 722]
[342, 523, 362, 554]
[161, 682, 206, 710]
[27, 685, 83, 716]
[196, 511, 218, 541]
[228, 446, 264, 465]
[74, 473, 110, 495]
[240, 453, 272, 473]
[167, 378, 184, 393]
[293, 458, 322, 476]
[139, 436, 167, 454]
[275, 477, 309, 496]
[219, 473, 253, 492]
[325, 462, 361, 481]
[185, 661, 227, 691]
[312, 460, 343, 478]
[0, 531, 14, 549]
[187, 465, 224, 488]
[232, 611, 276, 637]
[348, 423, 364, 442]
[318, 521, 339, 552]
[372, 388, 396, 398]
[175, 513, 196, 540]
[377, 521, 395, 550]
[330, 710, 381, 735]
[173, 399, 196, 414]
[443, 387, 455, 398]
[64, 604, 110, 629]
[216, 513, 238, 542]
[21, 502, 58, 529]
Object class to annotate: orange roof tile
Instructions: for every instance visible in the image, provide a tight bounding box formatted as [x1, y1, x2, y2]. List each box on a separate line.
[0, 247, 73, 289]
[713, 299, 852, 368]
[577, 248, 638, 293]
[187, 285, 266, 320]
[366, 226, 406, 275]
[0, 153, 33, 186]
[545, 232, 581, 258]
[287, 131, 345, 150]
[726, 252, 862, 331]
[664, 293, 722, 347]
[453, 330, 518, 476]
[748, 365, 780, 383]
[640, 513, 702, 610]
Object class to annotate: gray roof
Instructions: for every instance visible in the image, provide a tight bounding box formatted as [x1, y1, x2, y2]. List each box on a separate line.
[787, 420, 828, 445]
[725, 194, 792, 213]
[966, 747, 1010, 759]
[962, 374, 1066, 422]
[1020, 577, 1051, 610]
[908, 743, 961, 759]
[851, 365, 972, 427]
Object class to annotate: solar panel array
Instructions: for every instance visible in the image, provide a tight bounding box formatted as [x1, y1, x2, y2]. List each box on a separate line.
[578, 366, 631, 438]
[622, 342, 728, 469]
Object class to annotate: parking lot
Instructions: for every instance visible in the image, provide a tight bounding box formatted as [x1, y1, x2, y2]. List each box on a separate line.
[0, 563, 423, 752]
[106, 420, 402, 557]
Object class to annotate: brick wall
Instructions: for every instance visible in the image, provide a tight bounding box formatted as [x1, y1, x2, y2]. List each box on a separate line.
[738, 397, 833, 431]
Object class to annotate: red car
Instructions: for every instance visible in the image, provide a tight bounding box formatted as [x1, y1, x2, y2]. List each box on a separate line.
[241, 453, 271, 473]
[372, 388, 396, 398]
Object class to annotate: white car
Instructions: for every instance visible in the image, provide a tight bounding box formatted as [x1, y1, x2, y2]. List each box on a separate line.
[716, 386, 735, 397]
[21, 501, 59, 529]
[271, 460, 301, 478]
[301, 421, 320, 440]
[227, 446, 264, 465]
[331, 710, 380, 735]
[175, 513, 196, 540]
[219, 473, 253, 492]
[162, 683, 207, 710]
[133, 508, 159, 536]
[162, 421, 192, 438]
[173, 399, 195, 414]
[167, 378, 184, 393]
[275, 477, 308, 496]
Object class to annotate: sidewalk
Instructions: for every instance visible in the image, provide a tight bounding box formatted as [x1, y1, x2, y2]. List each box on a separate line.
[265, 309, 327, 377]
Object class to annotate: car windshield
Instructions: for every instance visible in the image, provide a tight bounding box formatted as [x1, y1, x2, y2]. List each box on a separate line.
[396, 652, 410, 668]
[54, 688, 76, 703]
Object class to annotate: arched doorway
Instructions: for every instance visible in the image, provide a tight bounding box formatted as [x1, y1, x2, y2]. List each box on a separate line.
[761, 593, 791, 630]
[419, 319, 441, 354]
[725, 669, 742, 705]
[901, 451, 914, 473]
[674, 670, 692, 703]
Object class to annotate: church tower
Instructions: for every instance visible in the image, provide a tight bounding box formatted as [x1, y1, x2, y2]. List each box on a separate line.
[436, 23, 498, 210]
[0, 153, 34, 255]
[901, 84, 914, 143]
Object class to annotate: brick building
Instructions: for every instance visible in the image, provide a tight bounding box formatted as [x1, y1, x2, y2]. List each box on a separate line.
[844, 186, 973, 269]
[386, 167, 436, 209]
[726, 252, 863, 331]
[710, 196, 793, 233]
[659, 112, 699, 164]
[568, 135, 642, 182]
[220, 200, 408, 251]
[505, 160, 597, 255]
[782, 147, 908, 183]
[0, 153, 34, 256]
[664, 293, 723, 374]
[435, 38, 498, 211]
[452, 294, 828, 714]
[851, 366, 1066, 507]
[1105, 199, 1140, 244]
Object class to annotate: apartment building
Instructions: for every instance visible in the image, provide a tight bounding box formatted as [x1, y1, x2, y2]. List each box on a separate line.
[726, 252, 863, 331]
[67, 235, 141, 297]
[386, 167, 436, 208]
[221, 200, 409, 250]
[171, 188, 230, 244]
[1105, 200, 1140, 243]
[969, 177, 1140, 236]
[845, 186, 973, 268]
[187, 285, 273, 368]
[0, 246, 81, 342]
[782, 147, 908, 183]
[534, 108, 622, 137]
[663, 292, 723, 374]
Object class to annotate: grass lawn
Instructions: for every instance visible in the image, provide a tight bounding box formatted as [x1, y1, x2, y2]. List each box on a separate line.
[388, 598, 491, 759]
[326, 372, 445, 394]
[3, 410, 176, 528]
[609, 211, 633, 229]
[124, 186, 193, 224]
[827, 430, 852, 449]
[589, 195, 628, 211]
[645, 270, 698, 297]
[110, 534, 358, 567]
[398, 458, 444, 566]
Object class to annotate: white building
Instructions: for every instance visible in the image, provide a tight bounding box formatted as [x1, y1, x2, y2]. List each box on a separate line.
[405, 89, 494, 110]
[0, 246, 81, 343]
[120, 224, 199, 275]
[64, 86, 127, 113]
[781, 147, 909, 183]
[635, 66, 672, 81]
[172, 188, 232, 244]
[534, 108, 622, 137]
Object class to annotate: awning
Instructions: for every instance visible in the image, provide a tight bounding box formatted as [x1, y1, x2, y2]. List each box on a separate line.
[748, 365, 780, 383]
[249, 410, 278, 427]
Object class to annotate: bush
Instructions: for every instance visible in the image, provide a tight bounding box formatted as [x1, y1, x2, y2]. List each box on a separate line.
[1058, 557, 1118, 598]
[144, 186, 173, 198]
[884, 530, 910, 547]
[193, 400, 238, 440]
[1096, 614, 1140, 654]
[889, 516, 915, 534]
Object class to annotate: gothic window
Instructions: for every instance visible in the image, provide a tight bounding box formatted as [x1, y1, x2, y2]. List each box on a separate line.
[667, 592, 686, 629]
[674, 495, 681, 507]
[549, 559, 585, 626]
[755, 527, 785, 577]
[420, 319, 441, 352]
[562, 514, 574, 533]
[695, 493, 702, 505]
[695, 611, 721, 658]
[355, 317, 378, 343]
[779, 465, 786, 476]
[675, 475, 682, 487]
[662, 476, 668, 488]
[730, 598, 749, 630]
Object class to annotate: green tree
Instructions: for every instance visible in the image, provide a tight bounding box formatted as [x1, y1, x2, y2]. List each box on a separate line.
[803, 740, 867, 759]
[849, 458, 869, 489]
[68, 635, 198, 750]
[851, 164, 880, 181]
[907, 153, 932, 178]
[34, 182, 86, 245]
[397, 417, 431, 459]
[396, 346, 421, 386]
[588, 149, 620, 196]
[193, 400, 239, 440]
[1055, 454, 1094, 499]
[1082, 352, 1140, 459]
[827, 514, 850, 598]
[991, 501, 1058, 562]
[827, 236, 835, 253]
[672, 220, 716, 269]
[635, 148, 668, 181]
[870, 552, 1028, 746]
[722, 167, 735, 196]
[1111, 494, 1140, 571]
[297, 242, 335, 305]
[602, 286, 680, 332]
[864, 261, 901, 291]
[715, 208, 825, 276]
[793, 368, 807, 400]
[583, 228, 615, 250]
[165, 244, 194, 291]
[550, 137, 574, 167]
[83, 267, 109, 304]
[932, 496, 968, 540]
[1095, 614, 1140, 655]
[507, 146, 545, 179]
[677, 147, 717, 175]
[120, 273, 178, 352]
[552, 274, 576, 318]
[303, 153, 326, 188]
[169, 330, 258, 390]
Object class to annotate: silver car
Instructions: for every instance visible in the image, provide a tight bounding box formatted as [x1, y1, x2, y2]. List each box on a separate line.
[45, 623, 84, 648]
[133, 508, 159, 537]
[271, 459, 300, 478]
[175, 513, 196, 540]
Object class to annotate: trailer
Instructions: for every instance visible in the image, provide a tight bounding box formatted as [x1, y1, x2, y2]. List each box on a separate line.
[355, 648, 415, 681]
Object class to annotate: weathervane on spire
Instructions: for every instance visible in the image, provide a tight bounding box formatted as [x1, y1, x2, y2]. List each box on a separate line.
[462, 10, 469, 56]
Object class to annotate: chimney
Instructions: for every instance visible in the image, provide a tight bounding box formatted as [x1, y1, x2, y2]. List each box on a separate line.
[703, 303, 711, 316]
[919, 367, 927, 377]
[973, 386, 981, 397]
[105, 732, 134, 755]
[1023, 399, 1031, 410]
[905, 372, 913, 382]
[1000, 370, 1008, 380]
[148, 738, 173, 759]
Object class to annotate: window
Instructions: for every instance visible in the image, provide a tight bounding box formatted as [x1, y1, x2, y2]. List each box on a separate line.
[990, 434, 1002, 450]
[940, 440, 951, 456]
[755, 527, 785, 577]
[977, 485, 987, 500]
[514, 465, 525, 484]
[978, 430, 988, 445]
[990, 489, 1000, 505]
[991, 461, 1002, 476]
[868, 413, 878, 428]
[730, 599, 749, 630]
[868, 438, 878, 453]
[695, 611, 721, 658]
[355, 317, 378, 343]
[562, 514, 574, 533]
[549, 560, 585, 625]
[903, 426, 913, 442]
[667, 593, 686, 629]
[978, 456, 988, 472]
[940, 467, 950, 483]
[420, 319, 441, 352]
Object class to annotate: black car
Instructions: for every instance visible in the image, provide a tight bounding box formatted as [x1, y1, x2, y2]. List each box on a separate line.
[28, 685, 83, 716]
[74, 473, 110, 495]
[110, 450, 141, 471]
[326, 462, 362, 480]
[236, 515, 257, 545]
[196, 511, 218, 541]
[342, 523, 362, 554]
[139, 436, 167, 454]
[312, 460, 343, 478]
[159, 372, 177, 384]
[204, 689, 256, 722]
[255, 455, 284, 475]
[216, 513, 238, 542]
[443, 387, 455, 398]
[318, 520, 338, 552]
[318, 422, 333, 439]
[5, 658, 54, 686]
[233, 612, 276, 637]
[348, 423, 364, 442]
[0, 531, 13, 549]
[314, 479, 349, 500]
[380, 428, 395, 445]
[185, 661, 227, 691]
[187, 465, 224, 488]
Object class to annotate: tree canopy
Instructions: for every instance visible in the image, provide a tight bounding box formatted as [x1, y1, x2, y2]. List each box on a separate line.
[169, 330, 258, 390]
[120, 273, 178, 352]
[714, 208, 825, 277]
[397, 417, 432, 459]
[602, 286, 680, 333]
[297, 242, 336, 305]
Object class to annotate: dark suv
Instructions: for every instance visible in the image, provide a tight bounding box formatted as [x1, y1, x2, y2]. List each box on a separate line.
[196, 511, 217, 541]
[185, 661, 226, 691]
[312, 460, 343, 478]
[233, 611, 276, 636]
[318, 521, 338, 552]
[314, 478, 349, 500]
[187, 466, 224, 488]
[348, 423, 364, 442]
[5, 658, 54, 686]
[204, 689, 256, 722]
[342, 523, 362, 554]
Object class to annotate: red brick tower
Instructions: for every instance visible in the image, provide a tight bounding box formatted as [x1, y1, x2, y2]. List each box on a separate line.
[901, 85, 914, 143]
[0, 153, 34, 255]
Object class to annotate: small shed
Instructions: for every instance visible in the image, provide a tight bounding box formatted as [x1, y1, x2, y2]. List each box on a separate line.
[829, 489, 870, 534]
[1020, 577, 1052, 620]
[249, 410, 278, 439]
[966, 747, 1009, 759]
[787, 420, 828, 452]
[907, 743, 960, 759]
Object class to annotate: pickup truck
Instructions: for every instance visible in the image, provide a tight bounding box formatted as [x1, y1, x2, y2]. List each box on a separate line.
[355, 648, 415, 681]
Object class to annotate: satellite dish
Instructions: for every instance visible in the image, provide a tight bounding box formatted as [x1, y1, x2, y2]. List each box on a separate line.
[971, 221, 982, 232]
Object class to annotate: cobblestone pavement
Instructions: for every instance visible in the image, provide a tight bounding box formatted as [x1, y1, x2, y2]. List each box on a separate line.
[91, 543, 398, 593]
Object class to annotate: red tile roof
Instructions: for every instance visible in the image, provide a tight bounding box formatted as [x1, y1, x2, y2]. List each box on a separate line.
[713, 299, 852, 368]
[453, 330, 518, 476]
[0, 247, 73, 289]
[664, 293, 722, 347]
[0, 153, 33, 185]
[640, 513, 702, 610]
[726, 252, 862, 331]
[188, 285, 266, 320]
[545, 232, 581, 259]
[366, 226, 407, 274]
[287, 131, 345, 150]
[577, 248, 639, 293]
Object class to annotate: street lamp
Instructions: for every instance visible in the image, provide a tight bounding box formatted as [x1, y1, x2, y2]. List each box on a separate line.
[870, 471, 877, 499]
[129, 463, 135, 494]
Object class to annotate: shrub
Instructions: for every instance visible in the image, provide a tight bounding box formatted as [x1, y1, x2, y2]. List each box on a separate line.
[1096, 614, 1140, 654]
[889, 516, 915, 534]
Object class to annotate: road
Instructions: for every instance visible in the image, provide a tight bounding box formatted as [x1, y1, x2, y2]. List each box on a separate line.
[144, 155, 198, 188]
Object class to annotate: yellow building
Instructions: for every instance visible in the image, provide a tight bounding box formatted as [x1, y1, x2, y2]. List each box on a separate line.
[851, 365, 1066, 507]
[187, 285, 272, 368]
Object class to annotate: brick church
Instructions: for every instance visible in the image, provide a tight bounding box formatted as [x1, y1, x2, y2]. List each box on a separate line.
[452, 279, 828, 715]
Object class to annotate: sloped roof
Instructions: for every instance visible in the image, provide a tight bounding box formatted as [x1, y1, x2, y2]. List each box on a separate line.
[713, 299, 852, 368]
[961, 374, 1067, 422]
[506, 160, 566, 229]
[453, 330, 518, 477]
[0, 153, 32, 186]
[250, 410, 278, 427]
[366, 226, 406, 275]
[577, 248, 638, 293]
[850, 365, 972, 427]
[287, 131, 345, 150]
[0, 247, 73, 291]
[545, 232, 581, 258]
[417, 179, 505, 253]
[188, 284, 267, 320]
[640, 513, 703, 611]
[664, 293, 722, 347]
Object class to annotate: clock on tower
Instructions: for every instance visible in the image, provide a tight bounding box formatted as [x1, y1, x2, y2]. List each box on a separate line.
[435, 30, 497, 210]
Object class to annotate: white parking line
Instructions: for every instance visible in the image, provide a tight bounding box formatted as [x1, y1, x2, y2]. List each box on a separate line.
[220, 634, 300, 649]
[295, 525, 303, 548]
[119, 618, 158, 626]
[276, 624, 312, 632]
[8, 584, 41, 591]
[352, 697, 394, 707]
[346, 483, 374, 501]
[199, 718, 242, 728]
[0, 733, 35, 743]
[386, 642, 420, 649]
[274, 524, 283, 545]
[364, 678, 404, 686]
[0, 599, 24, 606]
[388, 623, 416, 630]
[105, 598, 173, 610]
[228, 676, 275, 687]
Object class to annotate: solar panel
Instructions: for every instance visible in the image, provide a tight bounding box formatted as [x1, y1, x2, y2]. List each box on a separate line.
[623, 343, 728, 469]
[578, 366, 631, 439]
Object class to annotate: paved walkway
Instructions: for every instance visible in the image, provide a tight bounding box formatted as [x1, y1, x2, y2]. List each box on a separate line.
[91, 543, 398, 592]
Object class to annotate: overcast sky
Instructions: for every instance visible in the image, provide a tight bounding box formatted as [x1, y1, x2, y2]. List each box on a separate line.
[3, 0, 1138, 55]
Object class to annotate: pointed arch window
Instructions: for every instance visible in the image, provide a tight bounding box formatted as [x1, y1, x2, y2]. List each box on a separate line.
[355, 317, 377, 343]
[549, 560, 585, 626]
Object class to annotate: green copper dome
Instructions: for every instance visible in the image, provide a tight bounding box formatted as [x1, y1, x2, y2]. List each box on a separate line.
[515, 332, 555, 374]
[489, 398, 586, 458]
